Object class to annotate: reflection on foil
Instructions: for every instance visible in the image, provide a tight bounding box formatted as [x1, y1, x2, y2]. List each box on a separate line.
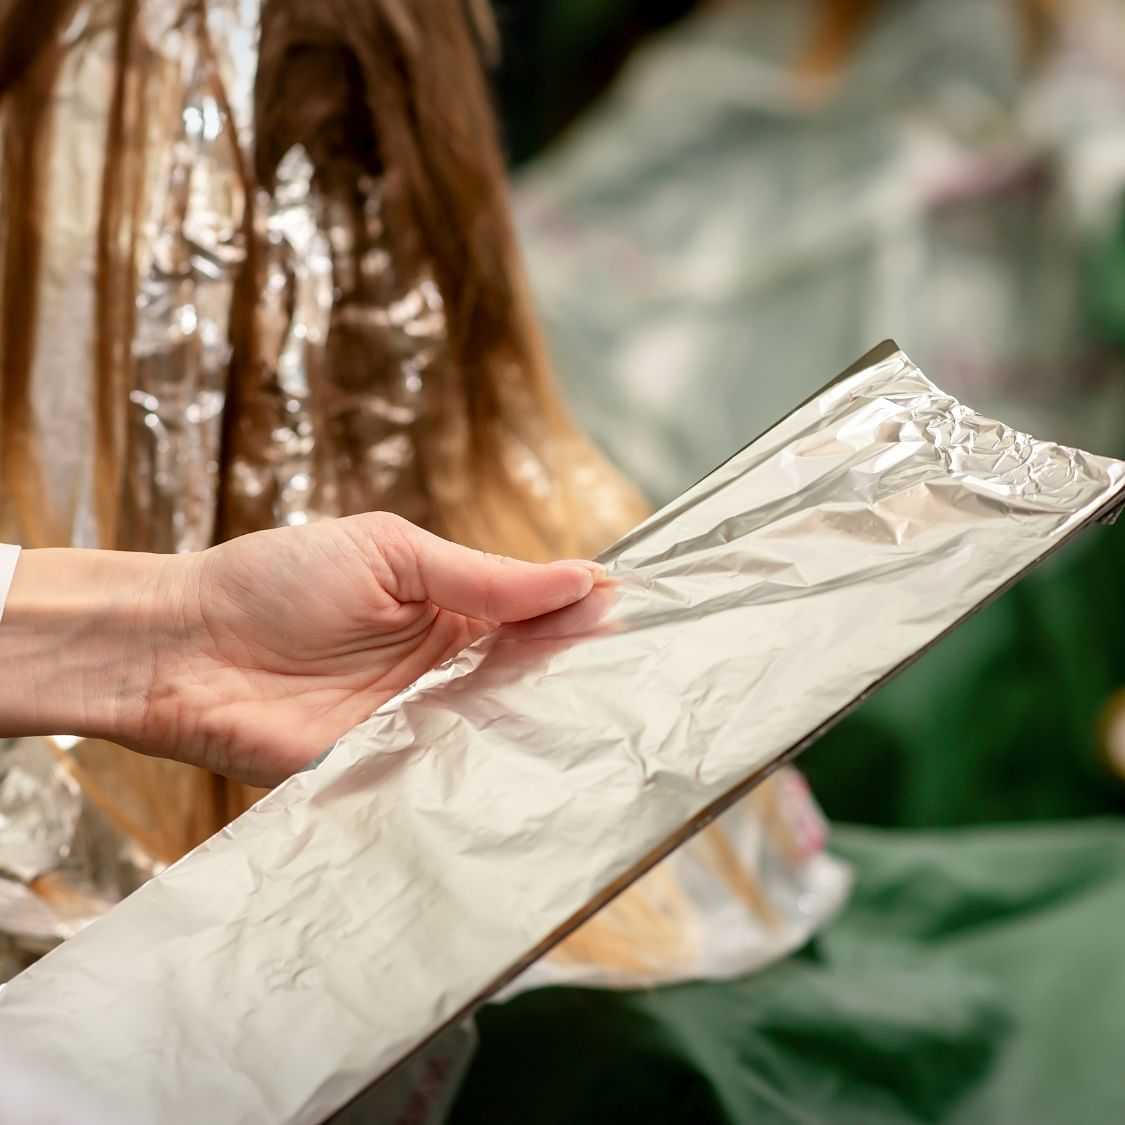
[0, 742, 82, 885]
[126, 8, 247, 552]
[230, 145, 333, 527]
[1, 345, 1122, 1125]
[225, 160, 449, 535]
[319, 174, 443, 524]
[0, 739, 155, 954]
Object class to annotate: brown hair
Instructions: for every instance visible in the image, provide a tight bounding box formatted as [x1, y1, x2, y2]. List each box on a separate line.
[1, 0, 645, 856]
[0, 0, 76, 546]
[228, 0, 635, 561]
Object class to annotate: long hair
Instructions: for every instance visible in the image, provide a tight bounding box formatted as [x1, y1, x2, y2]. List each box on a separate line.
[0, 0, 887, 972]
[1, 0, 647, 856]
[0, 0, 77, 546]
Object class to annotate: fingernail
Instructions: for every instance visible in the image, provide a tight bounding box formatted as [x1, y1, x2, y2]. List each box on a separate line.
[552, 559, 607, 582]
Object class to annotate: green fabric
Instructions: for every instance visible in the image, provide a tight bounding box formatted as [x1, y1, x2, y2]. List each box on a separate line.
[1086, 201, 1125, 348]
[452, 823, 1125, 1124]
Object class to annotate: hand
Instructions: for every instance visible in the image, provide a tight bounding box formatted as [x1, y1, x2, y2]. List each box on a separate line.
[0, 515, 602, 786]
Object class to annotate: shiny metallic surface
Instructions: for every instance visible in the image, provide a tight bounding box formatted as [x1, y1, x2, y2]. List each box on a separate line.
[226, 144, 334, 530]
[125, 0, 255, 552]
[0, 738, 155, 951]
[1, 344, 1121, 1125]
[317, 173, 442, 526]
[0, 0, 650, 1001]
[225, 155, 443, 534]
[0, 742, 81, 885]
[25, 0, 117, 549]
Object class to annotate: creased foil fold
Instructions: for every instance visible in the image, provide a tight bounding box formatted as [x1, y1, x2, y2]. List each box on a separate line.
[1, 343, 1123, 1125]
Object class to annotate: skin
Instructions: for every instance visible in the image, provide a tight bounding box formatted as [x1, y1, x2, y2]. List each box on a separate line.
[0, 513, 602, 786]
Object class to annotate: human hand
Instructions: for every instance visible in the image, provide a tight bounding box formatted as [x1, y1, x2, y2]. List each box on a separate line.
[0, 515, 602, 786]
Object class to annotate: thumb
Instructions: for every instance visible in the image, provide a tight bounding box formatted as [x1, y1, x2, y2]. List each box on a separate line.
[398, 523, 602, 623]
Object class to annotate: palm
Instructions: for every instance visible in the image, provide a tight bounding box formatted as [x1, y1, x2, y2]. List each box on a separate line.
[144, 515, 597, 786]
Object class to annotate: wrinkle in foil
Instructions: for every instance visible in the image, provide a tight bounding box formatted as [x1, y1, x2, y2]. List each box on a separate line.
[226, 158, 448, 535]
[1, 345, 1123, 1125]
[0, 743, 82, 886]
[19, 0, 600, 556]
[0, 738, 155, 950]
[228, 144, 333, 528]
[318, 173, 443, 524]
[126, 3, 250, 553]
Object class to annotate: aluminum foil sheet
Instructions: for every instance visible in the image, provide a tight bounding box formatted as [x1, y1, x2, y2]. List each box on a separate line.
[0, 742, 82, 886]
[226, 143, 335, 531]
[2, 343, 1123, 1123]
[225, 148, 443, 535]
[506, 771, 850, 993]
[124, 0, 255, 553]
[0, 739, 156, 951]
[313, 171, 443, 528]
[17, 0, 494, 549]
[10, 0, 261, 552]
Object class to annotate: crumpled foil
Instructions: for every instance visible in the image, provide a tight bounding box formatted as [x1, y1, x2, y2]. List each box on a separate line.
[0, 738, 156, 961]
[124, 0, 254, 553]
[0, 742, 82, 886]
[18, 0, 443, 551]
[504, 769, 849, 993]
[1, 342, 1122, 1124]
[12, 0, 261, 551]
[225, 143, 443, 535]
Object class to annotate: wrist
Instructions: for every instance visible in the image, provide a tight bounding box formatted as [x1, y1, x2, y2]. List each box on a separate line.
[0, 548, 183, 746]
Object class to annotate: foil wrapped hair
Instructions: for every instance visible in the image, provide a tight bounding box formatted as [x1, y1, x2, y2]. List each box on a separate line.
[0, 0, 644, 559]
[0, 0, 647, 838]
[0, 0, 839, 993]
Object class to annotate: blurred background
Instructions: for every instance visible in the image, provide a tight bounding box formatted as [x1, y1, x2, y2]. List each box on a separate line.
[494, 0, 1125, 828]
[451, 2, 1125, 1121]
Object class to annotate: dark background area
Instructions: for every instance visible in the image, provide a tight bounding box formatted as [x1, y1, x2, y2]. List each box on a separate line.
[492, 0, 702, 165]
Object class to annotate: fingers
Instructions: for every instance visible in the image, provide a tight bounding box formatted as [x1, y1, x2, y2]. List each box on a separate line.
[375, 516, 603, 623]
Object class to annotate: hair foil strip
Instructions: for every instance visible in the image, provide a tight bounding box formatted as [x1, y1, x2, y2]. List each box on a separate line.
[1, 342, 1123, 1124]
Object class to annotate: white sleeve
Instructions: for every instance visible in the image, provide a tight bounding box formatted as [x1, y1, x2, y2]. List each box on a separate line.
[0, 543, 21, 624]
